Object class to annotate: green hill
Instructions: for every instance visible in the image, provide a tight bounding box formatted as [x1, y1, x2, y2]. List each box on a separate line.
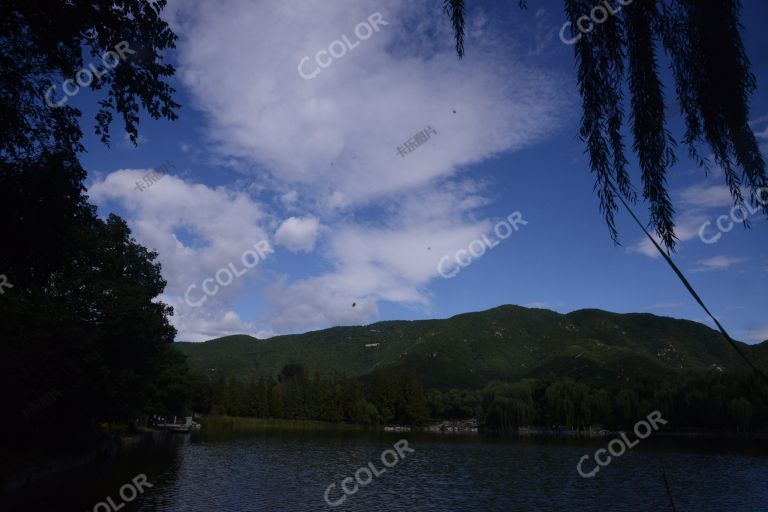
[175, 305, 768, 389]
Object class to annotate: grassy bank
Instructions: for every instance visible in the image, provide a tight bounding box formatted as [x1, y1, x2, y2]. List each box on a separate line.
[199, 416, 369, 432]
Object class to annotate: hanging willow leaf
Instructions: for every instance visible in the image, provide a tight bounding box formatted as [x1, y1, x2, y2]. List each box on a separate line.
[441, 0, 768, 250]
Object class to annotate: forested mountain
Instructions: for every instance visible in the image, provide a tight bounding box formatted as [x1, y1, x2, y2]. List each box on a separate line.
[177, 305, 768, 389]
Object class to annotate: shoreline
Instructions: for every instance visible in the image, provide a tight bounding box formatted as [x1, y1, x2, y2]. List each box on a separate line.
[198, 415, 768, 440]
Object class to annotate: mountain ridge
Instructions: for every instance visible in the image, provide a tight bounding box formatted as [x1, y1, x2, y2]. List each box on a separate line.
[176, 304, 768, 389]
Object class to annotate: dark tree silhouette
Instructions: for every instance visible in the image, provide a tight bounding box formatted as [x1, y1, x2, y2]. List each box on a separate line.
[442, 0, 767, 249]
[0, 0, 179, 164]
[0, 153, 178, 443]
[0, 0, 181, 456]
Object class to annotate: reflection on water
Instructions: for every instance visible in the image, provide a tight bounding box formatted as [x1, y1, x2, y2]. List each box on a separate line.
[4, 428, 768, 512]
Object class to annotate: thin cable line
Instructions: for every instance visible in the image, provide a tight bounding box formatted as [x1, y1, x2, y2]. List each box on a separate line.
[662, 472, 677, 512]
[606, 179, 768, 384]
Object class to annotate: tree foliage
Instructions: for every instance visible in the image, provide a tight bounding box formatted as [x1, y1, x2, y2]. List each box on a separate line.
[442, 0, 767, 249]
[192, 365, 430, 426]
[0, 0, 180, 452]
[0, 154, 177, 444]
[0, 0, 179, 164]
[187, 365, 768, 433]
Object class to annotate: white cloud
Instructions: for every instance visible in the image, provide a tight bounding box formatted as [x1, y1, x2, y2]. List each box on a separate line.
[627, 234, 664, 259]
[265, 276, 379, 333]
[99, 0, 571, 337]
[741, 328, 768, 343]
[644, 302, 687, 310]
[627, 180, 745, 258]
[274, 216, 321, 252]
[89, 169, 273, 341]
[262, 181, 499, 333]
[89, 170, 502, 336]
[523, 302, 554, 309]
[280, 190, 299, 206]
[749, 113, 768, 126]
[165, 0, 569, 206]
[679, 184, 733, 209]
[627, 210, 708, 258]
[170, 309, 248, 342]
[121, 130, 149, 148]
[692, 256, 747, 272]
[755, 126, 768, 141]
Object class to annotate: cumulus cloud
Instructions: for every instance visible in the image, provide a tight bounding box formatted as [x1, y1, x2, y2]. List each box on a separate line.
[165, 0, 569, 206]
[97, 0, 572, 337]
[262, 181, 499, 333]
[274, 216, 321, 252]
[89, 169, 273, 340]
[166, 309, 248, 342]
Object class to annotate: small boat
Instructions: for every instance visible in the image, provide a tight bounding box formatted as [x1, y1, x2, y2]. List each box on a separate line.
[155, 416, 201, 433]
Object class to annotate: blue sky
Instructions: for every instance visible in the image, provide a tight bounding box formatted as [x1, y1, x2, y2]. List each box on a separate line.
[73, 0, 767, 342]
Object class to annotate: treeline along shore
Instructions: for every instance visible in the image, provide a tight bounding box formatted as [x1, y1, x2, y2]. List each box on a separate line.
[188, 363, 768, 434]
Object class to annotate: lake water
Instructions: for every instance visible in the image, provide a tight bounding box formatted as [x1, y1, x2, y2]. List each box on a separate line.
[5, 428, 768, 511]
